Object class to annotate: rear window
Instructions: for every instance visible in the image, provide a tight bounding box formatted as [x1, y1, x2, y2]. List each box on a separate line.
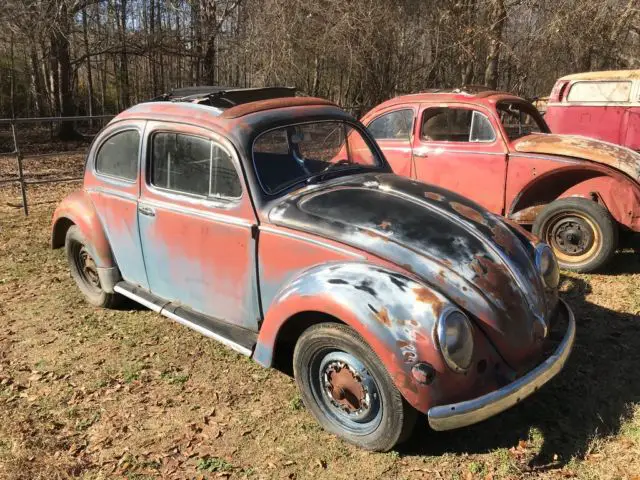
[567, 81, 632, 103]
[95, 130, 140, 180]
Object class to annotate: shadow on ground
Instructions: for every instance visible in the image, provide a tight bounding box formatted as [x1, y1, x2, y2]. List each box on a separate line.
[401, 250, 640, 468]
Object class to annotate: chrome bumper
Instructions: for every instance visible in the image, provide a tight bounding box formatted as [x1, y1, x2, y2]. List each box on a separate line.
[427, 299, 575, 431]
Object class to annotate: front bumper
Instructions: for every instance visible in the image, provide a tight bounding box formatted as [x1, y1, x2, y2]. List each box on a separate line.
[427, 298, 575, 431]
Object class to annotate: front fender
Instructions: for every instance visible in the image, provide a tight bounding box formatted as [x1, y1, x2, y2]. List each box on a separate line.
[253, 262, 501, 413]
[51, 189, 114, 268]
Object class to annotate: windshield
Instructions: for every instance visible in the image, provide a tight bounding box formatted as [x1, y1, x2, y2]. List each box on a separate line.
[497, 101, 549, 141]
[252, 121, 383, 194]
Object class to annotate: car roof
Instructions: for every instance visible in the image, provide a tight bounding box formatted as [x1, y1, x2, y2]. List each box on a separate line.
[369, 91, 526, 111]
[110, 97, 342, 132]
[558, 69, 640, 81]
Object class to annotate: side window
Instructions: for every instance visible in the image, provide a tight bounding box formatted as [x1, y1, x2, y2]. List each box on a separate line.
[567, 81, 632, 103]
[151, 132, 241, 199]
[422, 108, 494, 142]
[95, 130, 140, 180]
[470, 111, 496, 142]
[368, 109, 414, 140]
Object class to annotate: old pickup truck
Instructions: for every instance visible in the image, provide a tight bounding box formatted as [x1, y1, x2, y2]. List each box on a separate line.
[362, 90, 640, 272]
[51, 88, 574, 451]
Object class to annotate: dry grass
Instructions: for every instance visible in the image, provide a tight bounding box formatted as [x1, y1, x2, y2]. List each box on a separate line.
[1, 182, 639, 480]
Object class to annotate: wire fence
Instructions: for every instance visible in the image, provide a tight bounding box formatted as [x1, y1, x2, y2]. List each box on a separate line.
[0, 115, 114, 215]
[0, 106, 370, 217]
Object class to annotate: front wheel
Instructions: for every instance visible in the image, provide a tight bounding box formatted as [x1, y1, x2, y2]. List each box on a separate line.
[293, 323, 416, 451]
[532, 198, 618, 273]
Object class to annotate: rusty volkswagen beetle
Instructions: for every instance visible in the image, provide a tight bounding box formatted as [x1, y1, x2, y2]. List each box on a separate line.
[51, 88, 575, 451]
[362, 90, 640, 272]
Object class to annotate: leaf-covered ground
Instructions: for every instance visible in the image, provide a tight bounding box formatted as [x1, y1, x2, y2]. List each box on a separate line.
[1, 182, 639, 480]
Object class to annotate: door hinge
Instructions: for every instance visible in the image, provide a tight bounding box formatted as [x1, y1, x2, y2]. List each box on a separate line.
[251, 224, 259, 239]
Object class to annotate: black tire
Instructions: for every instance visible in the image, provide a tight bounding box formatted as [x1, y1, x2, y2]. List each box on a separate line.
[532, 198, 618, 273]
[293, 323, 417, 451]
[65, 226, 121, 308]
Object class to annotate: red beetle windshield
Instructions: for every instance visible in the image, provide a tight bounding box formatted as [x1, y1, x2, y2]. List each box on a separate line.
[252, 120, 384, 195]
[497, 101, 550, 141]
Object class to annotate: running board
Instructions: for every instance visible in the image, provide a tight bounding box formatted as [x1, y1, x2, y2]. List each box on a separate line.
[114, 282, 256, 357]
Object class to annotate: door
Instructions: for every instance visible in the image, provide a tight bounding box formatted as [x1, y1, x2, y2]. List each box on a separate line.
[366, 108, 415, 177]
[412, 104, 508, 214]
[138, 122, 261, 331]
[86, 123, 149, 289]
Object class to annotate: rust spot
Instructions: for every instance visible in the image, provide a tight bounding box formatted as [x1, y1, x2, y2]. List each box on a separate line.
[413, 286, 438, 304]
[403, 351, 417, 363]
[220, 97, 336, 118]
[490, 224, 517, 255]
[424, 191, 445, 202]
[373, 307, 392, 326]
[450, 202, 488, 226]
[396, 340, 412, 349]
[379, 220, 392, 229]
[510, 204, 546, 224]
[400, 263, 415, 273]
[396, 319, 419, 327]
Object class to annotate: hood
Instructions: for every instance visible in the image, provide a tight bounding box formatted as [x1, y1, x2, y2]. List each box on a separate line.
[513, 134, 640, 183]
[269, 173, 551, 367]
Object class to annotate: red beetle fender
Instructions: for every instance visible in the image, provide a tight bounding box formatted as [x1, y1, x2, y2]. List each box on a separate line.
[51, 190, 119, 290]
[252, 262, 501, 414]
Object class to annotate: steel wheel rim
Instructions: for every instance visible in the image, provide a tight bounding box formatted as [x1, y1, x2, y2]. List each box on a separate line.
[309, 350, 382, 435]
[74, 244, 102, 293]
[544, 212, 601, 265]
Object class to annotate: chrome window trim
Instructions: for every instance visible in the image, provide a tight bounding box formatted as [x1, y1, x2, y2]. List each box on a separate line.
[366, 108, 415, 141]
[93, 128, 141, 184]
[148, 131, 243, 202]
[251, 119, 386, 196]
[420, 106, 498, 145]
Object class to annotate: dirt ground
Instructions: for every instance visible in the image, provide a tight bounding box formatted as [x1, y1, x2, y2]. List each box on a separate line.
[1, 177, 640, 480]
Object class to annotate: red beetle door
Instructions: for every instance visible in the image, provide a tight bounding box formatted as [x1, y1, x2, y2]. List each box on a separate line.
[137, 122, 261, 331]
[365, 107, 416, 177]
[411, 104, 508, 214]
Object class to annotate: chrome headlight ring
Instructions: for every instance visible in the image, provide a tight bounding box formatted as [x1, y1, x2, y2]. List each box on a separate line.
[535, 243, 560, 289]
[437, 307, 475, 373]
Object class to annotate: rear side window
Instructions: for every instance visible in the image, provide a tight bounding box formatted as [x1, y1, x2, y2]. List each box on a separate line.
[95, 130, 140, 180]
[567, 81, 632, 103]
[422, 108, 495, 142]
[151, 132, 242, 199]
[368, 109, 414, 140]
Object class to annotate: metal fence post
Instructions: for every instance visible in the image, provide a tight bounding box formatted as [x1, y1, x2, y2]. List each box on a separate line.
[10, 122, 28, 216]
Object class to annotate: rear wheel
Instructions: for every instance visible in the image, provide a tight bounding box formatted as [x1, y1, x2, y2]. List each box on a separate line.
[65, 226, 121, 308]
[533, 198, 618, 273]
[293, 323, 416, 451]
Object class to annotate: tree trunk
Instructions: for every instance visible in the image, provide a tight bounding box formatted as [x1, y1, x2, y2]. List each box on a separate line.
[484, 0, 506, 89]
[82, 8, 94, 122]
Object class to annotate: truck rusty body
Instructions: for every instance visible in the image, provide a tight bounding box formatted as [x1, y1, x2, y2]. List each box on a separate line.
[362, 91, 640, 272]
[52, 90, 575, 451]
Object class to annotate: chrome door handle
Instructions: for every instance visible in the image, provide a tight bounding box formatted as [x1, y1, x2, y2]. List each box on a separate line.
[138, 205, 156, 217]
[414, 150, 428, 158]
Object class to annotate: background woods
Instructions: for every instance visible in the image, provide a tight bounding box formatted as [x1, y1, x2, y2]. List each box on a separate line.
[0, 0, 638, 123]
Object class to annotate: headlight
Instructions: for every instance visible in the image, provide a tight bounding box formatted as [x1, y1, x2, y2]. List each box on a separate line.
[437, 308, 474, 373]
[535, 243, 560, 289]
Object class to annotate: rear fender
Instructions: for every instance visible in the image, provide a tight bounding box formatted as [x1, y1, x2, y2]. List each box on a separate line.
[253, 262, 497, 413]
[51, 189, 116, 270]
